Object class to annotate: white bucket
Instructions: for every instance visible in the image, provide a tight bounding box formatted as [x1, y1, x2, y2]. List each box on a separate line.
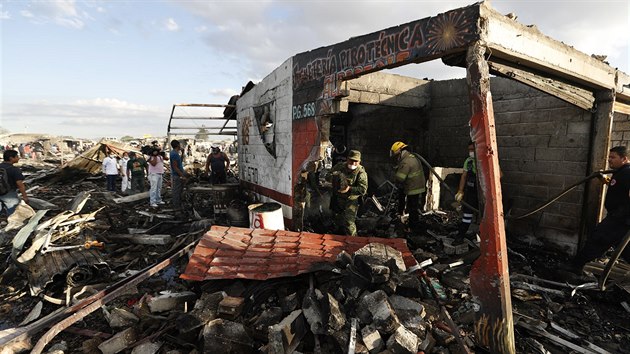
[248, 202, 285, 230]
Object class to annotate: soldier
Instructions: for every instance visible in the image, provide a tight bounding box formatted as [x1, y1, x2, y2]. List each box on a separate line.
[328, 150, 368, 236]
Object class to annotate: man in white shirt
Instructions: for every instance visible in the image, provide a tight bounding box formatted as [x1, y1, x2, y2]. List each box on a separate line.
[102, 151, 119, 192]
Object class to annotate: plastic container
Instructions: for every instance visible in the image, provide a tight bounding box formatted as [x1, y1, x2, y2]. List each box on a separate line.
[248, 202, 284, 230]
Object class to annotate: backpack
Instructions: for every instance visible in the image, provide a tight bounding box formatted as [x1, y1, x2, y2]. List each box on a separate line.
[0, 167, 10, 196]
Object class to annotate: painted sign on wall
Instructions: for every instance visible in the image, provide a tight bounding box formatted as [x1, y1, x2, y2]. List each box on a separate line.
[292, 5, 479, 115]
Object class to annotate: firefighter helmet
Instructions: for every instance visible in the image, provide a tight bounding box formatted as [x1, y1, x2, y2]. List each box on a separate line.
[390, 141, 408, 155]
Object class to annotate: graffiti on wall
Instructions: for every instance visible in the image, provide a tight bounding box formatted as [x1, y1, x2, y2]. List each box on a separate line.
[245, 166, 259, 184]
[291, 5, 478, 115]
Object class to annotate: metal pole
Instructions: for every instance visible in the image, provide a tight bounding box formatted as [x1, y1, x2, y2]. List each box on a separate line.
[466, 42, 515, 354]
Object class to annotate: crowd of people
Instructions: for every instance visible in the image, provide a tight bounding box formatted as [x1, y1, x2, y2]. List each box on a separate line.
[100, 140, 232, 210]
[1, 141, 93, 161]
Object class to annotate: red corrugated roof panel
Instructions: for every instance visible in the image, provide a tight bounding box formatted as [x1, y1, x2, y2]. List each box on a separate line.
[181, 226, 418, 281]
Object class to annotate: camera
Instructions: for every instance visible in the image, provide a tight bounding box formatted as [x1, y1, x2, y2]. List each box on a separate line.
[141, 145, 165, 157]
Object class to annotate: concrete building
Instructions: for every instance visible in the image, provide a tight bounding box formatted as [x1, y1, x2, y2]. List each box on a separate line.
[235, 2, 628, 249]
[232, 3, 629, 351]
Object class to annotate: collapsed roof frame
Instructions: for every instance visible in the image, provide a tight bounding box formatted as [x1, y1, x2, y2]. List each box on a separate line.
[286, 2, 629, 352]
[166, 103, 237, 143]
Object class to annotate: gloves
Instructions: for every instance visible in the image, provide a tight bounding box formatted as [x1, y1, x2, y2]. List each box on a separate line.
[455, 191, 464, 202]
[597, 173, 611, 184]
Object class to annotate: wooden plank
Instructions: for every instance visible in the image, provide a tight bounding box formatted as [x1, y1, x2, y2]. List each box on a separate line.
[582, 90, 615, 248]
[488, 60, 595, 110]
[613, 101, 630, 115]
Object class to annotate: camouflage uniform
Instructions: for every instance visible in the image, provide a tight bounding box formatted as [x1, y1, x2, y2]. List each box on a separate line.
[329, 161, 368, 236]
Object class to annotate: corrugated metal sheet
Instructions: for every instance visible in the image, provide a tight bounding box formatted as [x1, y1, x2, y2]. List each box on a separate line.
[181, 226, 417, 281]
[27, 248, 108, 296]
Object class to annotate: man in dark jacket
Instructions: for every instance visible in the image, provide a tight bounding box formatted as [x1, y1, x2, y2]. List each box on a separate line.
[0, 150, 29, 215]
[567, 146, 630, 273]
[390, 141, 426, 231]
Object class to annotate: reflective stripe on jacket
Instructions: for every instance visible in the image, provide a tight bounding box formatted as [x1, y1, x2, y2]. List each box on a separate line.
[394, 150, 426, 195]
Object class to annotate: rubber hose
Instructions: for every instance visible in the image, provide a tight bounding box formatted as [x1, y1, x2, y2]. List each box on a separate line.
[414, 152, 613, 220]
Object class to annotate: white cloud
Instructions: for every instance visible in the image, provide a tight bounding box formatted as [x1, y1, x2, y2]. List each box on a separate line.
[6, 98, 162, 118]
[2, 98, 168, 138]
[20, 10, 34, 18]
[209, 88, 239, 97]
[164, 17, 179, 31]
[195, 25, 207, 32]
[19, 0, 91, 29]
[177, 0, 629, 80]
[0, 3, 9, 20]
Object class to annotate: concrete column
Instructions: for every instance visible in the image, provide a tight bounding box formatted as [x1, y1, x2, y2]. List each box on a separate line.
[465, 42, 515, 354]
[581, 90, 615, 249]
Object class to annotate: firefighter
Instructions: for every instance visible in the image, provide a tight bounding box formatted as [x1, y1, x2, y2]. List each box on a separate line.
[391, 141, 426, 232]
[328, 150, 368, 236]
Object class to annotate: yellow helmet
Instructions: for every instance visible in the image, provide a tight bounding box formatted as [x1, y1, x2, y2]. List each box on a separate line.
[390, 141, 408, 155]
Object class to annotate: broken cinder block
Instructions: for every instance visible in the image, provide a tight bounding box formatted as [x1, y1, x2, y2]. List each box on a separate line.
[203, 318, 254, 353]
[146, 291, 197, 313]
[130, 341, 162, 354]
[218, 296, 245, 320]
[432, 327, 455, 347]
[323, 292, 346, 333]
[98, 327, 138, 354]
[361, 325, 385, 354]
[389, 295, 426, 335]
[358, 290, 400, 334]
[102, 307, 139, 329]
[443, 239, 468, 255]
[353, 243, 406, 273]
[253, 307, 284, 338]
[177, 291, 226, 333]
[355, 256, 391, 284]
[386, 325, 419, 354]
[268, 309, 307, 354]
[302, 288, 325, 335]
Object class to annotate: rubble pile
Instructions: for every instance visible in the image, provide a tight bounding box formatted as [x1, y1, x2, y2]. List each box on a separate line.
[0, 163, 629, 353]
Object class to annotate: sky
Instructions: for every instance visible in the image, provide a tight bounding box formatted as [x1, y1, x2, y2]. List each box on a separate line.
[1, 0, 628, 140]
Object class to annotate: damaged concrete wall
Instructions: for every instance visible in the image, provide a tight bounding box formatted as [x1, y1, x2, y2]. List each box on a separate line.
[238, 63, 594, 252]
[237, 58, 294, 219]
[429, 77, 590, 253]
[493, 77, 590, 253]
[346, 104, 428, 189]
[341, 72, 432, 188]
[611, 111, 630, 147]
